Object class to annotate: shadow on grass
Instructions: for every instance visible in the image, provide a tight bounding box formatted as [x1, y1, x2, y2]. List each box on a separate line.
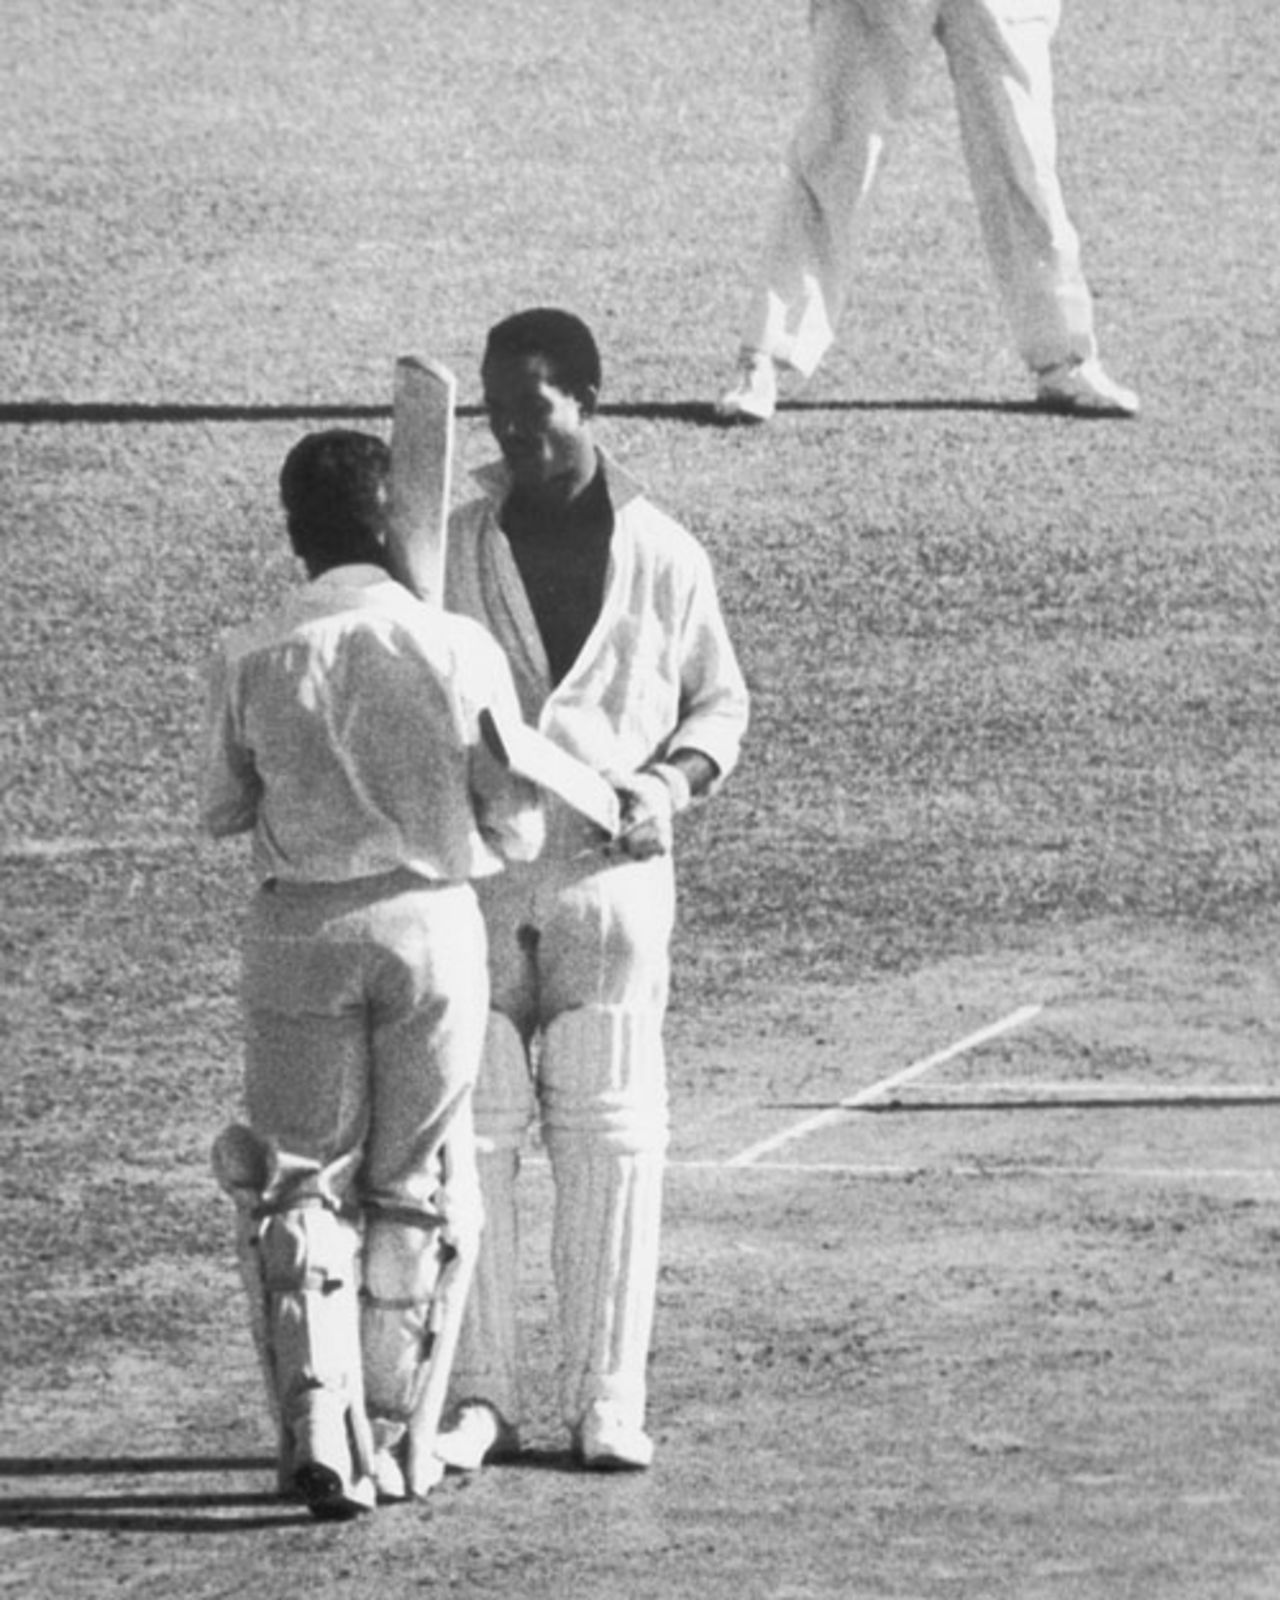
[491, 1445, 654, 1480]
[0, 401, 398, 424]
[0, 396, 1052, 427]
[0, 1448, 599, 1532]
[499, 1446, 581, 1473]
[0, 1453, 304, 1533]
[615, 398, 1047, 424]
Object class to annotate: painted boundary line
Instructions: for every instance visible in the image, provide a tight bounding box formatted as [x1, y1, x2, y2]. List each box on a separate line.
[726, 1003, 1044, 1168]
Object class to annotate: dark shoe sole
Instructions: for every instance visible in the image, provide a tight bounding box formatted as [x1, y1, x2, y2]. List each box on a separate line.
[293, 1461, 371, 1522]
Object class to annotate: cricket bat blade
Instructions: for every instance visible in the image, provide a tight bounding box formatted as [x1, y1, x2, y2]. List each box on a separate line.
[388, 355, 456, 604]
[479, 707, 620, 837]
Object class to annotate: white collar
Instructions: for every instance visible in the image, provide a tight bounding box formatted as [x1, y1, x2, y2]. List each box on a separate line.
[307, 563, 396, 591]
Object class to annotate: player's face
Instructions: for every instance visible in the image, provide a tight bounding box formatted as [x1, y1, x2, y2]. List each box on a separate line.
[482, 351, 597, 502]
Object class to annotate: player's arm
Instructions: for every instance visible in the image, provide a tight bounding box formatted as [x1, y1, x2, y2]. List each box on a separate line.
[663, 555, 750, 790]
[609, 749, 720, 861]
[609, 550, 748, 860]
[646, 747, 719, 805]
[198, 648, 261, 837]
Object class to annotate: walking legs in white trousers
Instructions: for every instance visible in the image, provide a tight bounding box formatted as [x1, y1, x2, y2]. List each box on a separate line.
[939, 0, 1095, 373]
[720, 0, 1137, 417]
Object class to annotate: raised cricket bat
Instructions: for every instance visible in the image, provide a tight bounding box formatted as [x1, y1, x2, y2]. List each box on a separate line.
[387, 355, 456, 605]
[479, 706, 621, 837]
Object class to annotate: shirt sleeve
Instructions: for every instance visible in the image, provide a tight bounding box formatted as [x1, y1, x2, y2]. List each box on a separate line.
[197, 646, 261, 837]
[665, 548, 750, 785]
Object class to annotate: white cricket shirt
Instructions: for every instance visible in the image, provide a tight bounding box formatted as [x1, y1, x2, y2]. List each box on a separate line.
[199, 564, 543, 883]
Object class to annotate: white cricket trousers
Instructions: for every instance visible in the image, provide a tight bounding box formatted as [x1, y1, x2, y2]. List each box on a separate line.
[239, 871, 487, 1216]
[219, 870, 488, 1450]
[743, 0, 1097, 376]
[448, 848, 676, 1438]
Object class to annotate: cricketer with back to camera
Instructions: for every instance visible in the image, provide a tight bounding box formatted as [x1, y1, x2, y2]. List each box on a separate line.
[436, 307, 751, 1473]
[199, 428, 544, 1519]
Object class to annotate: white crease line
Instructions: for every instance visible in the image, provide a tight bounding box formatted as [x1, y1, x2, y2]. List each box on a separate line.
[726, 1003, 1044, 1168]
[3, 834, 195, 861]
[671, 1159, 1280, 1183]
[494, 1156, 1278, 1185]
[794, 1082, 1280, 1107]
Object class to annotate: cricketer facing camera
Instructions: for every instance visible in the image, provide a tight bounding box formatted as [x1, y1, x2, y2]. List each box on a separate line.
[199, 429, 544, 1518]
[437, 308, 750, 1472]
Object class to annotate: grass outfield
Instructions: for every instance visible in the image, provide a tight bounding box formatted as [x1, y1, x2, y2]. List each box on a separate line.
[3, 2, 1280, 1596]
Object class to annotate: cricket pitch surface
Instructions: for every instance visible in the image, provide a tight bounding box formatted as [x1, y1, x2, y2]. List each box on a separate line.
[5, 932, 1280, 1600]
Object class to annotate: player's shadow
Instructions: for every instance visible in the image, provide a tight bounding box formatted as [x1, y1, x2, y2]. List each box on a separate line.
[0, 396, 1048, 428]
[497, 1445, 578, 1473]
[0, 1449, 628, 1530]
[0, 1453, 303, 1533]
[486, 1444, 644, 1477]
[605, 397, 1048, 426]
[0, 401, 396, 425]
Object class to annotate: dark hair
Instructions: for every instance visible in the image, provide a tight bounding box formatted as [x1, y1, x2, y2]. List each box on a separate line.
[484, 307, 603, 402]
[279, 429, 390, 571]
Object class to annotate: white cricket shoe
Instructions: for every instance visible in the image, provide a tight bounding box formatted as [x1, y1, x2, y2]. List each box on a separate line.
[369, 1419, 412, 1502]
[288, 1392, 376, 1520]
[292, 1459, 376, 1520]
[370, 1446, 409, 1502]
[1035, 358, 1139, 417]
[714, 347, 778, 424]
[434, 1402, 521, 1472]
[573, 1406, 654, 1472]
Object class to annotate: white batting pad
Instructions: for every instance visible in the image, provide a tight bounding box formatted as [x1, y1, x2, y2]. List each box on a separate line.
[259, 1203, 371, 1479]
[541, 1006, 668, 1432]
[360, 1209, 444, 1427]
[211, 1124, 373, 1493]
[404, 1099, 486, 1490]
[211, 1126, 283, 1437]
[445, 1012, 531, 1428]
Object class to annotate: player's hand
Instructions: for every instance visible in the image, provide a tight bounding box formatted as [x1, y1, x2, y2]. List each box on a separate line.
[607, 771, 675, 860]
